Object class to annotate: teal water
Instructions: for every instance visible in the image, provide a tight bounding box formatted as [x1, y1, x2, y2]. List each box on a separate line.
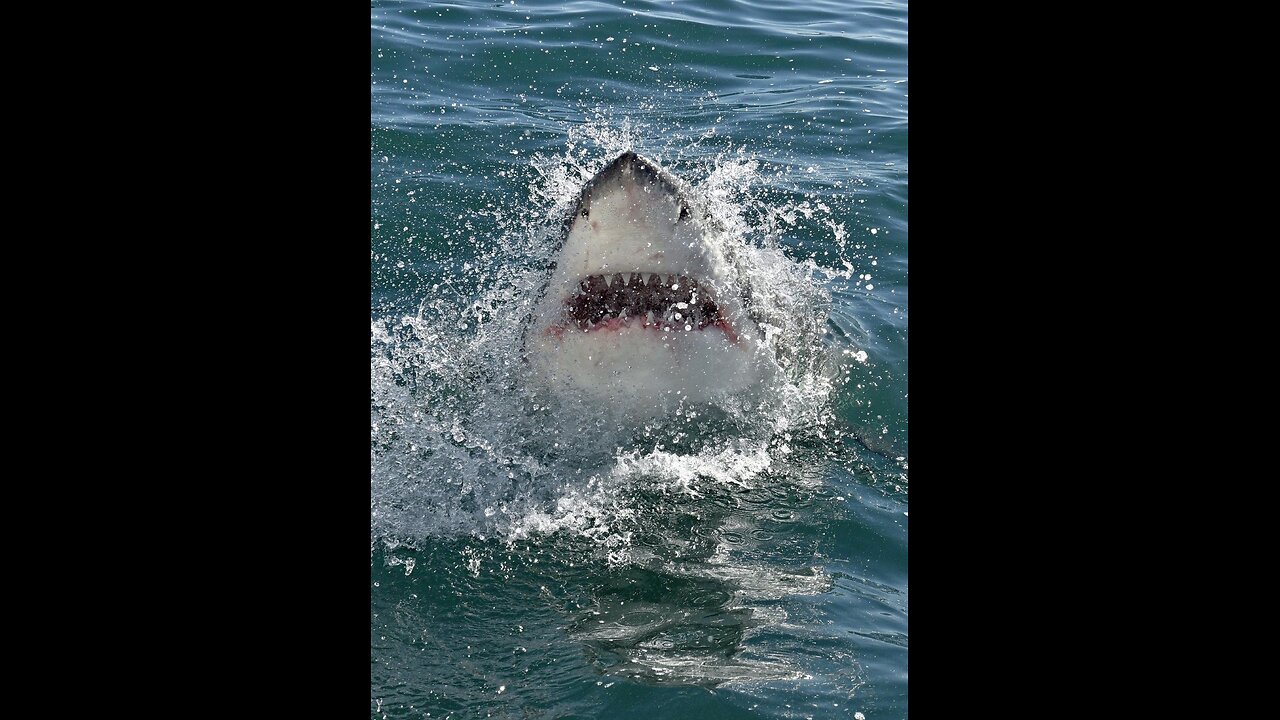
[371, 1, 907, 717]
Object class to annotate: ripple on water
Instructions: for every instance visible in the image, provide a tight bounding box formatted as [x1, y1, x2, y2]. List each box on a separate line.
[371, 0, 907, 712]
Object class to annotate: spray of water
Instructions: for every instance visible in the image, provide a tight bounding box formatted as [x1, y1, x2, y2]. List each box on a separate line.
[370, 118, 869, 549]
[370, 118, 895, 691]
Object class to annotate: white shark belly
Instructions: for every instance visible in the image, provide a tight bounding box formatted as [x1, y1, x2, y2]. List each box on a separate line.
[527, 321, 762, 402]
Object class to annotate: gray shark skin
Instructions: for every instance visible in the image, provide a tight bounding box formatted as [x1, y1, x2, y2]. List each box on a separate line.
[524, 152, 768, 403]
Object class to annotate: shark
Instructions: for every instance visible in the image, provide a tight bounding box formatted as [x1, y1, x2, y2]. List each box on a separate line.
[524, 152, 770, 403]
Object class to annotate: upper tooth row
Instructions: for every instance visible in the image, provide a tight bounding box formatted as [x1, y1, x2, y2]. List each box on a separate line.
[598, 273, 684, 288]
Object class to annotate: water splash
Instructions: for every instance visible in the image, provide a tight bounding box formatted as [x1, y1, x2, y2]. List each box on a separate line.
[371, 119, 872, 548]
[370, 119, 891, 691]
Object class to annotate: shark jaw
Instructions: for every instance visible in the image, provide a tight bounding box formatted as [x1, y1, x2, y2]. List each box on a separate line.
[525, 152, 764, 403]
[553, 272, 739, 342]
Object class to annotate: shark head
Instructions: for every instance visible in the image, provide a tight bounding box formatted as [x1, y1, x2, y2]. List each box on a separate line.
[524, 152, 767, 403]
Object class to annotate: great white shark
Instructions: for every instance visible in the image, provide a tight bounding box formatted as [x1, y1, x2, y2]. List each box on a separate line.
[524, 152, 769, 403]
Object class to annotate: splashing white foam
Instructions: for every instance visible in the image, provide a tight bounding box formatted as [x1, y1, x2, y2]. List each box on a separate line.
[371, 118, 870, 551]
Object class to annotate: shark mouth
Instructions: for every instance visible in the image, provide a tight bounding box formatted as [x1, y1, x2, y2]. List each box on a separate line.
[554, 272, 738, 341]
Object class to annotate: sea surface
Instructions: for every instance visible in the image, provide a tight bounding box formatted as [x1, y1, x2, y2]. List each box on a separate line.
[371, 1, 907, 717]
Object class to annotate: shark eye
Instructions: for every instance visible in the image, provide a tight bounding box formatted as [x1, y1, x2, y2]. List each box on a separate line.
[678, 205, 690, 221]
[580, 207, 589, 219]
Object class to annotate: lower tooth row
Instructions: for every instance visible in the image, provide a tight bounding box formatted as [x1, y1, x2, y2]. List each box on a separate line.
[576, 307, 708, 325]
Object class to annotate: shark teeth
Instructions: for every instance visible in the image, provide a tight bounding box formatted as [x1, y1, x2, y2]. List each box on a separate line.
[565, 272, 722, 332]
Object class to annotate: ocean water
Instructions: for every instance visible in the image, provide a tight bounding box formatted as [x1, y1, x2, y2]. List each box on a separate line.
[371, 1, 907, 717]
